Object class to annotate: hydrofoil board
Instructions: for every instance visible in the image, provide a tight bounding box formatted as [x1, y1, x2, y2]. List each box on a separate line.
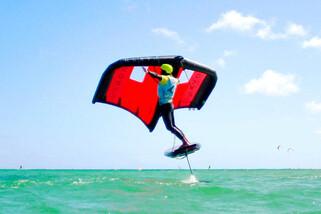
[164, 143, 201, 158]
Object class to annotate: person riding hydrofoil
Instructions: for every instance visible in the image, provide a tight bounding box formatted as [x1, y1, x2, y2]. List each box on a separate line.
[143, 64, 191, 149]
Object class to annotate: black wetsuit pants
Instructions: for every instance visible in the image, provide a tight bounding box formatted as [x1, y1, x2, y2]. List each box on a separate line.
[159, 103, 189, 144]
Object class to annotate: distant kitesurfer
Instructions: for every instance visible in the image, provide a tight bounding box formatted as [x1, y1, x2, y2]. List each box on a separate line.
[143, 64, 191, 149]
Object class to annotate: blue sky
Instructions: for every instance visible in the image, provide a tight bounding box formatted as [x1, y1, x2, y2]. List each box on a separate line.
[1, 0, 321, 169]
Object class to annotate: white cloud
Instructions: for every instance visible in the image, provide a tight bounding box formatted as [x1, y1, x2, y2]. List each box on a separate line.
[151, 27, 198, 52]
[124, 4, 137, 12]
[302, 37, 321, 49]
[214, 50, 237, 68]
[244, 70, 299, 96]
[207, 10, 309, 41]
[256, 23, 307, 40]
[315, 128, 321, 136]
[286, 23, 308, 37]
[256, 26, 287, 40]
[152, 27, 185, 45]
[305, 101, 321, 113]
[206, 10, 265, 32]
[215, 57, 226, 68]
[223, 50, 236, 57]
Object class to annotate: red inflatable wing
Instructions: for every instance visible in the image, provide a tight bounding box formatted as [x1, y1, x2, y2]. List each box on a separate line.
[92, 56, 217, 132]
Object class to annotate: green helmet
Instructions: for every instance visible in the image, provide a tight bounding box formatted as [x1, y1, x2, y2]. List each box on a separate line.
[161, 64, 173, 74]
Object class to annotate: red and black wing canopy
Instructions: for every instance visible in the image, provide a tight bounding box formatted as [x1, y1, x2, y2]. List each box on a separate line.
[92, 56, 217, 132]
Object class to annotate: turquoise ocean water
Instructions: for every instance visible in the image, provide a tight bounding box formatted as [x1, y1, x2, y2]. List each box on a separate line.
[0, 169, 320, 213]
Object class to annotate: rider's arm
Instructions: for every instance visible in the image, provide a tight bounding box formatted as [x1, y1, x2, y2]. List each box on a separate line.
[143, 67, 162, 81]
